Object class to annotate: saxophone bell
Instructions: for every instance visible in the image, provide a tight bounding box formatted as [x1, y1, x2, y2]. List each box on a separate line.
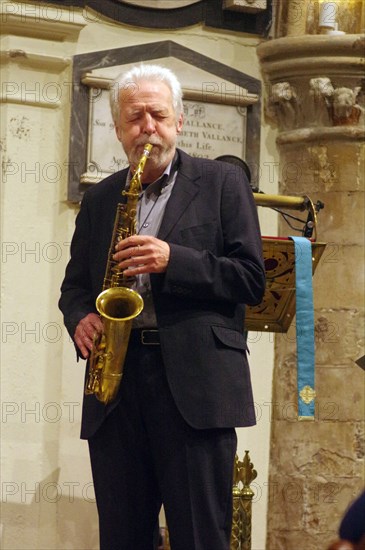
[85, 287, 144, 404]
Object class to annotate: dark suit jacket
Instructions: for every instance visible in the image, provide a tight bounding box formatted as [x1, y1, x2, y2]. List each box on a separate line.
[59, 149, 266, 439]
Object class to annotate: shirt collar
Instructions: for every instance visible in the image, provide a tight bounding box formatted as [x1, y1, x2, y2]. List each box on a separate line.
[126, 150, 179, 199]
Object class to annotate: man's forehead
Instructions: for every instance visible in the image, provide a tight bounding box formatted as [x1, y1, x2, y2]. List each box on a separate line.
[120, 80, 172, 102]
[123, 98, 168, 108]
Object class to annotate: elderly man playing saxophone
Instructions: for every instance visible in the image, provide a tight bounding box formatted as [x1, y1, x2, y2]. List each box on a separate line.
[59, 63, 265, 550]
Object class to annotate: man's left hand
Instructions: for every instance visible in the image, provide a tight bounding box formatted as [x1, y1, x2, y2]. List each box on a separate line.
[113, 235, 170, 275]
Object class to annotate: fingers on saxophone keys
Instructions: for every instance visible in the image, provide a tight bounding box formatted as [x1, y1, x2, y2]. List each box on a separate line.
[112, 248, 133, 262]
[75, 333, 89, 359]
[78, 331, 91, 351]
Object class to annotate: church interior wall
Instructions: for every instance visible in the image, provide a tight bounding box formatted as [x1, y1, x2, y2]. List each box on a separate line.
[1, 2, 282, 549]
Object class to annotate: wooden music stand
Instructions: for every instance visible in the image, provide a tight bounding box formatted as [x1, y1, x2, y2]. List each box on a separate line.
[245, 193, 326, 333]
[245, 236, 326, 332]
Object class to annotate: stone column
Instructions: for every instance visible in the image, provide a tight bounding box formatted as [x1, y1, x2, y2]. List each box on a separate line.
[257, 31, 364, 549]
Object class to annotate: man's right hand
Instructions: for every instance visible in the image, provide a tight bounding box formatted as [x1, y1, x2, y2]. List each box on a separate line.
[74, 313, 104, 359]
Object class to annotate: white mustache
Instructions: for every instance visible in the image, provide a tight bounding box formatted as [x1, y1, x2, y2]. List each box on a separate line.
[135, 138, 162, 148]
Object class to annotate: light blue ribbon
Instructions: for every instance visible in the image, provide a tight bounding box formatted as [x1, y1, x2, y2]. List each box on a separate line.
[290, 236, 316, 419]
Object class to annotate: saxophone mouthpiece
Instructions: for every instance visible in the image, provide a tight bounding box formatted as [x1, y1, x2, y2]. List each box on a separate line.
[144, 143, 153, 156]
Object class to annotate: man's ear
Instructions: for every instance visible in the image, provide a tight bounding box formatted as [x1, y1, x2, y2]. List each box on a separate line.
[115, 126, 123, 142]
[176, 113, 183, 134]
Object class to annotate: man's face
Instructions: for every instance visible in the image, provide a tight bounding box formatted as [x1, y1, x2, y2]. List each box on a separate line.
[115, 79, 183, 179]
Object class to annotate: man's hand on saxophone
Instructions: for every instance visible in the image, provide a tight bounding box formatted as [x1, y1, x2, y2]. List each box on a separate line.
[74, 312, 104, 359]
[113, 234, 170, 276]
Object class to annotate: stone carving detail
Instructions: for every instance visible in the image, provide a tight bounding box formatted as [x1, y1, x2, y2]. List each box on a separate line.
[269, 78, 363, 131]
[267, 82, 299, 130]
[309, 78, 362, 127]
[309, 77, 334, 126]
[332, 86, 362, 126]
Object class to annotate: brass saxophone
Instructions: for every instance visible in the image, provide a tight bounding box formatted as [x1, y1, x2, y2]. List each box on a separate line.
[85, 143, 153, 404]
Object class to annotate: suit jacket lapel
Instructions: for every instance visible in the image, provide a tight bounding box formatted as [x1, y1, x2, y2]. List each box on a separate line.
[158, 151, 200, 241]
[110, 152, 200, 241]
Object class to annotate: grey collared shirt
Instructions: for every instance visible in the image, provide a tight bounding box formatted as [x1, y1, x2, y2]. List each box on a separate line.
[129, 157, 178, 328]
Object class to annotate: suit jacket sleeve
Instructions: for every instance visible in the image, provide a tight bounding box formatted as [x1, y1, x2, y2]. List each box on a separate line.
[59, 191, 97, 345]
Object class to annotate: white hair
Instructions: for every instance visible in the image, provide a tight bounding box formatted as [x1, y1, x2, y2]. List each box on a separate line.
[109, 64, 183, 125]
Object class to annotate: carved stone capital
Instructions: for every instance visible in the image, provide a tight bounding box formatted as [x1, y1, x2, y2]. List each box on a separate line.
[257, 35, 365, 136]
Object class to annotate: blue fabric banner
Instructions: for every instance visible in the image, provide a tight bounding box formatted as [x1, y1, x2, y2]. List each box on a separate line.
[290, 236, 316, 419]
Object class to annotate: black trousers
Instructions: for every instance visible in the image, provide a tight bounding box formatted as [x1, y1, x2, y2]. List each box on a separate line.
[88, 343, 237, 550]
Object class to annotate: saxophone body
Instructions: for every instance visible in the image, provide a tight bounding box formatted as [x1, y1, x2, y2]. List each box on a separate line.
[85, 143, 153, 404]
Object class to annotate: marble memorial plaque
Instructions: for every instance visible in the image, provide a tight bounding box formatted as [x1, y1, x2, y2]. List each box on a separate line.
[179, 100, 246, 159]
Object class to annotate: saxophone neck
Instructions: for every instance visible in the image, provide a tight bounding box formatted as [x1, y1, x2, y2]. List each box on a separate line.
[123, 143, 153, 198]
[133, 143, 153, 180]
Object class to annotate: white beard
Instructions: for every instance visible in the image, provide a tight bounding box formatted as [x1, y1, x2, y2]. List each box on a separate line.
[128, 139, 176, 173]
